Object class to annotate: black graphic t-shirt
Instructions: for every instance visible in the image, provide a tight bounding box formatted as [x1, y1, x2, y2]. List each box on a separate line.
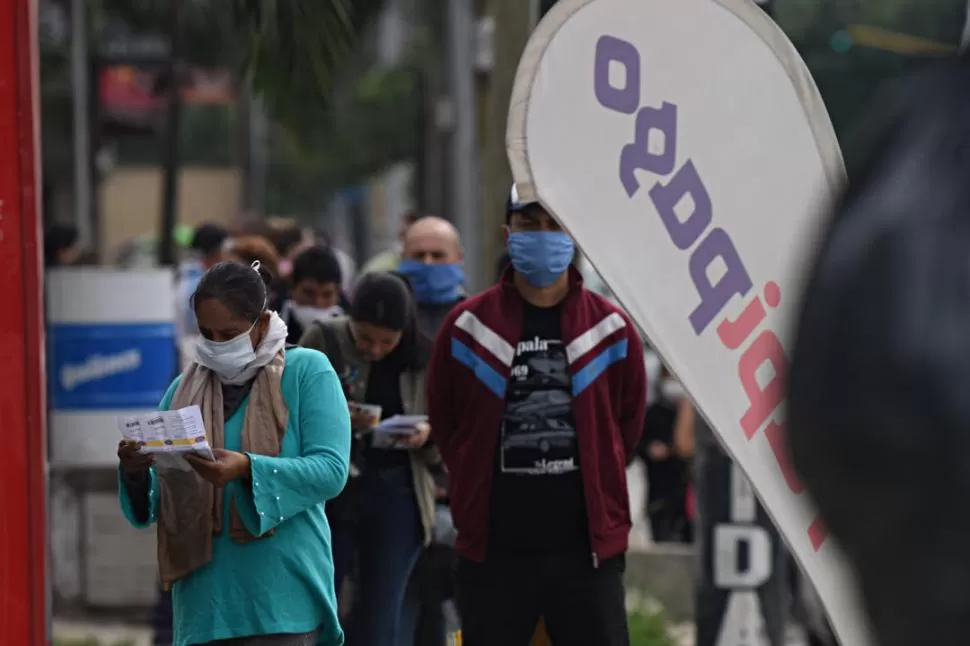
[488, 303, 590, 557]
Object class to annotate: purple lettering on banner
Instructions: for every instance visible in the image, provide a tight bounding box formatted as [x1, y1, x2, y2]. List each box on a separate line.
[592, 33, 827, 551]
[649, 159, 712, 249]
[594, 36, 641, 114]
[620, 102, 679, 196]
[688, 228, 753, 335]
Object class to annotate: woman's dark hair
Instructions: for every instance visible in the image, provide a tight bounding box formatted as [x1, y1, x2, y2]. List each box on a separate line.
[351, 271, 431, 370]
[190, 223, 229, 256]
[292, 244, 342, 286]
[268, 224, 305, 258]
[788, 55, 970, 646]
[191, 261, 272, 322]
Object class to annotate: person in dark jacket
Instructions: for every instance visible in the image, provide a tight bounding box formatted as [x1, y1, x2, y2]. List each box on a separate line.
[397, 216, 465, 646]
[427, 184, 647, 646]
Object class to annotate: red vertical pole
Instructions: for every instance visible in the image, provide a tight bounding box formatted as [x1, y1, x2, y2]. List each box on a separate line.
[0, 0, 48, 643]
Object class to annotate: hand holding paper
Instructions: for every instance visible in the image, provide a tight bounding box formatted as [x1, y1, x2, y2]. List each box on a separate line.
[371, 415, 430, 450]
[184, 449, 251, 486]
[117, 405, 215, 471]
[117, 439, 154, 476]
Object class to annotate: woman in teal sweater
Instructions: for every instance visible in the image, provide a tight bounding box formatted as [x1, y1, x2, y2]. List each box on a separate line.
[118, 261, 351, 646]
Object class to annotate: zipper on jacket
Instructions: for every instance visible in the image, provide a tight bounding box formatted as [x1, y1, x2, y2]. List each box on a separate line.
[592, 551, 599, 569]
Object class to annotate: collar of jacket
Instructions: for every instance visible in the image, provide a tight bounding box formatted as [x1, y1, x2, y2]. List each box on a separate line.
[499, 264, 585, 305]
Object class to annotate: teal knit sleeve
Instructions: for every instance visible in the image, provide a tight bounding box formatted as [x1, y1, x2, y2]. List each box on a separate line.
[238, 362, 351, 536]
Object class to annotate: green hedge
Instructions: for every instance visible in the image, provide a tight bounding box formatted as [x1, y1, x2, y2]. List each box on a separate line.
[628, 608, 677, 646]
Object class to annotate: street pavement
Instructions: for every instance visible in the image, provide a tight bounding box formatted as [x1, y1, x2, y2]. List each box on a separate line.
[53, 463, 808, 646]
[53, 619, 152, 645]
[52, 619, 808, 646]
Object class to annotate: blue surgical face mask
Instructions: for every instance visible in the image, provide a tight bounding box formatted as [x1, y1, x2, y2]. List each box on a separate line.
[507, 231, 575, 287]
[399, 259, 465, 304]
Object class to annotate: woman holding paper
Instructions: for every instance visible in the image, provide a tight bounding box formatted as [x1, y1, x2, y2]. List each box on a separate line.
[117, 260, 351, 646]
[299, 271, 440, 646]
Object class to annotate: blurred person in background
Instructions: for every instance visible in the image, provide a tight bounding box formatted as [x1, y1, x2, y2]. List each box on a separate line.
[361, 210, 424, 276]
[267, 218, 307, 280]
[44, 222, 83, 267]
[224, 235, 280, 283]
[300, 272, 440, 646]
[118, 260, 351, 646]
[280, 245, 348, 345]
[671, 391, 695, 516]
[175, 223, 228, 342]
[174, 224, 229, 373]
[396, 215, 465, 646]
[428, 185, 647, 646]
[313, 226, 358, 296]
[398, 216, 466, 338]
[224, 234, 284, 317]
[638, 369, 692, 543]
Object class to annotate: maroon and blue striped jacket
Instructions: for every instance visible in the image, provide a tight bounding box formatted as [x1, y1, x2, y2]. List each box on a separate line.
[428, 266, 647, 565]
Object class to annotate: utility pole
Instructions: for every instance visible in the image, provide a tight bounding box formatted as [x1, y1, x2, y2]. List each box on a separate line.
[448, 0, 483, 290]
[479, 0, 532, 281]
[71, 0, 92, 252]
[962, 0, 970, 48]
[245, 92, 269, 216]
[157, 0, 182, 267]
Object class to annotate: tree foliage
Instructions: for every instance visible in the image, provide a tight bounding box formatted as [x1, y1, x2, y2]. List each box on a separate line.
[96, 0, 391, 131]
[265, 54, 423, 214]
[778, 0, 968, 145]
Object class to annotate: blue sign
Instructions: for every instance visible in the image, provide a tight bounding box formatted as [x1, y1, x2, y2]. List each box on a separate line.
[48, 322, 177, 411]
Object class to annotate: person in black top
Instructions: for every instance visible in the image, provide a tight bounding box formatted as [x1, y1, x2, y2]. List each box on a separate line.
[638, 369, 691, 543]
[396, 216, 466, 646]
[300, 272, 439, 646]
[488, 300, 589, 556]
[279, 244, 347, 344]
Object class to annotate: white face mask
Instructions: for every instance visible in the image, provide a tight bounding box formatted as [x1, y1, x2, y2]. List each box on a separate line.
[660, 378, 686, 403]
[290, 303, 344, 328]
[195, 318, 259, 381]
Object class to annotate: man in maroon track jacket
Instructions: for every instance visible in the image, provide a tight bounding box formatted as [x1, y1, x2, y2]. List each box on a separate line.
[427, 185, 647, 646]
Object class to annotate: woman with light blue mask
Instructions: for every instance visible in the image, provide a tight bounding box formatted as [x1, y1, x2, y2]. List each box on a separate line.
[504, 183, 577, 289]
[425, 183, 647, 645]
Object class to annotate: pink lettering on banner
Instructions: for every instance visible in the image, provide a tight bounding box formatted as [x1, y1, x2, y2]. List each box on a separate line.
[808, 516, 829, 551]
[594, 35, 825, 551]
[764, 421, 804, 494]
[738, 330, 787, 440]
[716, 282, 778, 350]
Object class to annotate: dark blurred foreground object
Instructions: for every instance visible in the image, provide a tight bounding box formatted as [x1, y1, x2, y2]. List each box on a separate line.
[788, 54, 970, 646]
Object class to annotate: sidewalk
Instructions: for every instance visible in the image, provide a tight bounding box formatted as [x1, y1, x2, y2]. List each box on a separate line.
[53, 620, 152, 646]
[670, 623, 808, 646]
[54, 619, 807, 646]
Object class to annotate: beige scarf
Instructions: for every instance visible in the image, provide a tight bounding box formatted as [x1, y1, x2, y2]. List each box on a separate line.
[157, 351, 289, 588]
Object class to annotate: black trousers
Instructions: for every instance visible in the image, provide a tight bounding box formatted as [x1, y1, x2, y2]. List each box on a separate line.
[456, 552, 629, 646]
